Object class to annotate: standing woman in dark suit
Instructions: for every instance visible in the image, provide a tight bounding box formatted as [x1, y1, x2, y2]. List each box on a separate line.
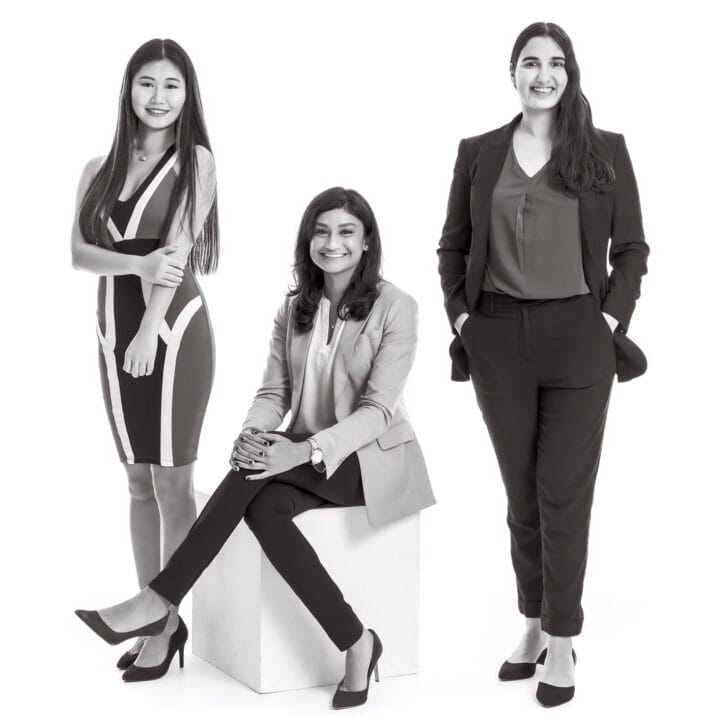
[437, 22, 648, 706]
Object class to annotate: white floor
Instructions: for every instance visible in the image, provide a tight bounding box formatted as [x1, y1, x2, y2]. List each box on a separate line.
[16, 574, 717, 727]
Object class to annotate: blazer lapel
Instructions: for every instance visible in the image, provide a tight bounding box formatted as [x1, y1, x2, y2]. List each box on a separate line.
[577, 189, 600, 295]
[288, 314, 315, 425]
[466, 113, 521, 307]
[331, 313, 371, 407]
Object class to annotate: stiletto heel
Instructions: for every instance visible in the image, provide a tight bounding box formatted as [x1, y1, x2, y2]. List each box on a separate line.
[331, 629, 383, 710]
[75, 609, 170, 646]
[122, 618, 188, 682]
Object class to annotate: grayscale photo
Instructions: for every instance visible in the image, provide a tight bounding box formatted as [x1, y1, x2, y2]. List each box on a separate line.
[3, 1, 723, 725]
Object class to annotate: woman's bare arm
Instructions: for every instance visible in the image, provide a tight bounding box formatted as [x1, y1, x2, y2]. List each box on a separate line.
[123, 146, 217, 377]
[70, 157, 184, 286]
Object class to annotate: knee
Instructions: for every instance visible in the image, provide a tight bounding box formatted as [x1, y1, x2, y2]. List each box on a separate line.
[152, 470, 195, 510]
[244, 488, 293, 537]
[128, 474, 154, 502]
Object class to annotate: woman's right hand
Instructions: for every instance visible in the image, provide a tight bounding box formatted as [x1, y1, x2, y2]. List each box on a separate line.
[454, 312, 470, 336]
[137, 245, 185, 287]
[230, 427, 269, 472]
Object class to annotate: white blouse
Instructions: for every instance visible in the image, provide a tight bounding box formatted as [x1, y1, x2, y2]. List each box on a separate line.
[291, 296, 346, 435]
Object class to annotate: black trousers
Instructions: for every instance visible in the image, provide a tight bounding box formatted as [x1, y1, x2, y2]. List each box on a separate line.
[148, 432, 366, 651]
[461, 292, 615, 636]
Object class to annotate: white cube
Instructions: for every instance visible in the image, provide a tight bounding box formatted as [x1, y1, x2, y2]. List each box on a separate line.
[191, 489, 420, 693]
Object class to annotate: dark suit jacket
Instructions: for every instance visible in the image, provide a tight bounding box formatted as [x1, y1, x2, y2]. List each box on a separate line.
[437, 113, 649, 383]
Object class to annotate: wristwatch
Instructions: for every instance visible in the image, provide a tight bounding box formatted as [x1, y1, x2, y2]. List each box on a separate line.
[306, 437, 326, 473]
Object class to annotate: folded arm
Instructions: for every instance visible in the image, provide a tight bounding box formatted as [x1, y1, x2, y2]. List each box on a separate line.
[71, 158, 185, 286]
[70, 158, 144, 276]
[123, 147, 217, 376]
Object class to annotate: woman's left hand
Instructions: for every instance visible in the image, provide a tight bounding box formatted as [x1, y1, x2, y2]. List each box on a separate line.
[123, 328, 158, 377]
[234, 433, 311, 481]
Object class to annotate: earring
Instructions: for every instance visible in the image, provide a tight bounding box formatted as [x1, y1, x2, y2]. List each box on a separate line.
[363, 242, 369, 251]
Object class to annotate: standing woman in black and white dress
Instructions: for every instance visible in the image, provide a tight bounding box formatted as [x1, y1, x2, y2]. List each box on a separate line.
[70, 38, 218, 680]
[437, 22, 648, 706]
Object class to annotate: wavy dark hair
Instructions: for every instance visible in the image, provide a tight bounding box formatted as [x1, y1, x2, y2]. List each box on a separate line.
[510, 22, 615, 195]
[288, 187, 383, 331]
[78, 38, 219, 274]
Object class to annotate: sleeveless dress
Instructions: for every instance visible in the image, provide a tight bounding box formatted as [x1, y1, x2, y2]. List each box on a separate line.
[96, 146, 214, 466]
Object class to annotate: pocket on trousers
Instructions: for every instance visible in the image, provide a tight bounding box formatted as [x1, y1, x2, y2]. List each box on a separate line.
[459, 312, 475, 343]
[590, 297, 614, 340]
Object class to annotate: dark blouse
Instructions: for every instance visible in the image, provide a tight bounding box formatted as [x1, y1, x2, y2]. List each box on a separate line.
[483, 141, 590, 299]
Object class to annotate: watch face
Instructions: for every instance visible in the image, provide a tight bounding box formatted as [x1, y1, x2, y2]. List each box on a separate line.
[311, 450, 323, 465]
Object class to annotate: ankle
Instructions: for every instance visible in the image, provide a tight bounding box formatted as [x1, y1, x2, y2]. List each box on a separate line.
[348, 629, 371, 655]
[547, 636, 573, 655]
[141, 586, 171, 611]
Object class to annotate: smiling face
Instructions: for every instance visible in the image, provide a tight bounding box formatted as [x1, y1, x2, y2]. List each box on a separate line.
[309, 207, 367, 285]
[512, 35, 568, 112]
[130, 59, 186, 131]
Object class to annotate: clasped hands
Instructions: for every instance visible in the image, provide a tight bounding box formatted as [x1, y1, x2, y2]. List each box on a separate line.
[230, 428, 311, 481]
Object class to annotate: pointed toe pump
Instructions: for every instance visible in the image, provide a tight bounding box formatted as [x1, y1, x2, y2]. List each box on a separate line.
[536, 681, 575, 707]
[116, 645, 143, 670]
[331, 629, 383, 710]
[536, 650, 577, 707]
[122, 618, 188, 683]
[498, 648, 548, 681]
[74, 609, 170, 646]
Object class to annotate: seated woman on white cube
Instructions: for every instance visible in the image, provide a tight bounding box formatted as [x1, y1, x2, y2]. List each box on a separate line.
[76, 186, 435, 710]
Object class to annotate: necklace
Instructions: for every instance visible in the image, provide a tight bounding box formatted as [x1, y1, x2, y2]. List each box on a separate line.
[133, 143, 173, 162]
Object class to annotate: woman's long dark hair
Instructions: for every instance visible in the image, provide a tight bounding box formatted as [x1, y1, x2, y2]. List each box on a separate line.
[289, 187, 383, 331]
[79, 38, 219, 274]
[510, 22, 615, 195]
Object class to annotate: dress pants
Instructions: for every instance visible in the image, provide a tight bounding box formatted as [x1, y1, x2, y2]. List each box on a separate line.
[148, 432, 366, 651]
[461, 292, 615, 636]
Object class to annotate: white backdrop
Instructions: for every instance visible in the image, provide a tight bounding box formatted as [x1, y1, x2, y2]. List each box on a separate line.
[3, 0, 724, 724]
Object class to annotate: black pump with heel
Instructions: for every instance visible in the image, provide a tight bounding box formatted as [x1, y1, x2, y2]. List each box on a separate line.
[116, 642, 145, 670]
[499, 648, 576, 681]
[536, 649, 578, 707]
[74, 609, 170, 646]
[122, 618, 188, 682]
[331, 629, 383, 710]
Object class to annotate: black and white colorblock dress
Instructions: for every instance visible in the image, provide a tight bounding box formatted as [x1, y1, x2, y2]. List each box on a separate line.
[96, 146, 214, 467]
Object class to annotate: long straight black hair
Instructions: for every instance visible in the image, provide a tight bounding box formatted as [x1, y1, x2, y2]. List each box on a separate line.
[288, 187, 383, 331]
[79, 38, 219, 274]
[510, 22, 615, 195]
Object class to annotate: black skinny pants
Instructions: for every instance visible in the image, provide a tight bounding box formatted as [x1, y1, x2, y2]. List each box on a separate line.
[461, 292, 615, 636]
[148, 432, 366, 651]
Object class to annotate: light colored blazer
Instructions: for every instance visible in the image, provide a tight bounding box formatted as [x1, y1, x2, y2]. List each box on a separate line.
[242, 280, 435, 526]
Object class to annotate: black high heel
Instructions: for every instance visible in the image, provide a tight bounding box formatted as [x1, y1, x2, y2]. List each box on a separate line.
[74, 609, 170, 646]
[498, 647, 547, 680]
[498, 648, 576, 681]
[536, 650, 577, 707]
[122, 618, 188, 682]
[116, 642, 144, 670]
[331, 629, 383, 710]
